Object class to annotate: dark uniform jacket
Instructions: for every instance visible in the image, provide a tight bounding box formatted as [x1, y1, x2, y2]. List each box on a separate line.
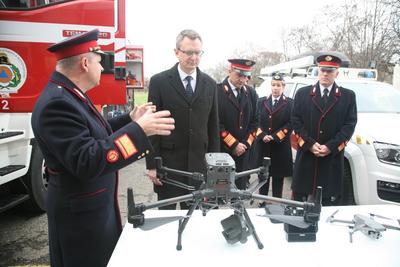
[217, 77, 258, 172]
[291, 82, 357, 197]
[145, 63, 220, 196]
[254, 95, 293, 177]
[31, 71, 152, 267]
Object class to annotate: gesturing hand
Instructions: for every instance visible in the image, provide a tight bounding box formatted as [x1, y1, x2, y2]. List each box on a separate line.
[136, 109, 175, 136]
[130, 102, 156, 121]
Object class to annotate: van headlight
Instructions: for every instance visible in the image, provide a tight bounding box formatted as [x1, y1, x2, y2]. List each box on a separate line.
[374, 142, 400, 166]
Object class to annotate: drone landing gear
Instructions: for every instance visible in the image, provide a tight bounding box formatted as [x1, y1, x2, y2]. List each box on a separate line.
[176, 199, 201, 250]
[242, 206, 264, 249]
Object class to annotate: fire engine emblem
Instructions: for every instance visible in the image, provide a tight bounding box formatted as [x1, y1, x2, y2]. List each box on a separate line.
[0, 48, 27, 93]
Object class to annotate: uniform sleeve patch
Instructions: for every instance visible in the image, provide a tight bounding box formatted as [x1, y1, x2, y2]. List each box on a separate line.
[246, 134, 255, 146]
[338, 141, 348, 152]
[221, 131, 237, 147]
[255, 128, 263, 137]
[114, 134, 138, 159]
[276, 130, 286, 140]
[106, 149, 120, 163]
[298, 136, 305, 147]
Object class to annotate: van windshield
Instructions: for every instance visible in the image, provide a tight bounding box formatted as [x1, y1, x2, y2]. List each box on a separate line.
[339, 82, 400, 113]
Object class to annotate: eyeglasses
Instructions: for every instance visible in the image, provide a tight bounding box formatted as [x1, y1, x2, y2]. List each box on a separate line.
[178, 48, 204, 57]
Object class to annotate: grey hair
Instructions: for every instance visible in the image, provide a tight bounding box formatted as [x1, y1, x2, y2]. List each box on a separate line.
[176, 29, 202, 49]
[55, 52, 96, 71]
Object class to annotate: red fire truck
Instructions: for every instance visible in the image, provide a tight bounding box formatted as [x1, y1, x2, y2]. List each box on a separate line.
[0, 0, 130, 212]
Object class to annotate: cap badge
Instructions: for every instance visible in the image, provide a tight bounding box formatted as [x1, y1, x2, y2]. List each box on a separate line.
[325, 56, 332, 61]
[245, 61, 252, 66]
[274, 75, 280, 80]
[89, 46, 101, 52]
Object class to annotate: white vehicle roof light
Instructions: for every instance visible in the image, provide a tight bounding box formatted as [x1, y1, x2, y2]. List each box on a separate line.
[374, 142, 400, 166]
[260, 56, 314, 76]
[306, 67, 377, 80]
[260, 51, 377, 80]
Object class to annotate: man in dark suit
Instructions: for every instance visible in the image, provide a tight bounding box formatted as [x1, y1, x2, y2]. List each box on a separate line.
[255, 73, 293, 202]
[146, 29, 220, 209]
[31, 29, 175, 267]
[217, 59, 258, 189]
[291, 54, 357, 206]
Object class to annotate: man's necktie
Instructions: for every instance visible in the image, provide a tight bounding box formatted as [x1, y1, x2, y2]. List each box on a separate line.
[236, 87, 242, 102]
[273, 99, 278, 110]
[323, 88, 329, 107]
[185, 76, 193, 99]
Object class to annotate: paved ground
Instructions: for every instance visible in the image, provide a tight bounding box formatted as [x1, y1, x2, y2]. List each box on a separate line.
[0, 158, 292, 266]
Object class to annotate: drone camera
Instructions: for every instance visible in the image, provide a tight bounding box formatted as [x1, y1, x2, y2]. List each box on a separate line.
[221, 214, 250, 244]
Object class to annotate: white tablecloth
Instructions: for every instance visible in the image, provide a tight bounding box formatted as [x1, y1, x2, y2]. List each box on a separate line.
[108, 204, 400, 267]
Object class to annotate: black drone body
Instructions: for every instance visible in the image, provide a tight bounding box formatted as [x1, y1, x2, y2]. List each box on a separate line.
[127, 152, 322, 250]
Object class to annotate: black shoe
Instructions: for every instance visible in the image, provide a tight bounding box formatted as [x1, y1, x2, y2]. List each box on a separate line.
[258, 201, 267, 208]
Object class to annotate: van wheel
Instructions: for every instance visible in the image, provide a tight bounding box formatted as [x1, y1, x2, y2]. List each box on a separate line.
[22, 144, 48, 212]
[341, 160, 355, 205]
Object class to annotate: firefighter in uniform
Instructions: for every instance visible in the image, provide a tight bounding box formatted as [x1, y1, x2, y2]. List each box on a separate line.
[31, 29, 174, 267]
[254, 73, 293, 202]
[217, 59, 258, 189]
[291, 54, 357, 206]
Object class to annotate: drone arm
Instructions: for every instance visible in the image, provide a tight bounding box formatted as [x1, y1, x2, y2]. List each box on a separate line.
[143, 193, 195, 210]
[235, 167, 264, 179]
[382, 224, 400, 231]
[155, 157, 204, 182]
[161, 166, 204, 181]
[235, 157, 271, 180]
[329, 218, 354, 224]
[160, 177, 196, 191]
[251, 193, 306, 209]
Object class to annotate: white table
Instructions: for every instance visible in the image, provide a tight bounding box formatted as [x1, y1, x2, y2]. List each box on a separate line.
[108, 205, 400, 267]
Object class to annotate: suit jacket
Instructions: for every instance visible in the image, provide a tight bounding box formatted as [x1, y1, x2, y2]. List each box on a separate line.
[31, 71, 152, 267]
[145, 63, 220, 194]
[253, 95, 293, 177]
[291, 82, 357, 197]
[217, 77, 258, 171]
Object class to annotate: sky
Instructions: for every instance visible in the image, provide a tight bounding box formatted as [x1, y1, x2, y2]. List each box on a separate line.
[126, 0, 343, 77]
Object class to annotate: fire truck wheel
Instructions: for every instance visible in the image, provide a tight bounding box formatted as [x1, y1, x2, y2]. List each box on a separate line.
[23, 143, 48, 212]
[341, 160, 355, 205]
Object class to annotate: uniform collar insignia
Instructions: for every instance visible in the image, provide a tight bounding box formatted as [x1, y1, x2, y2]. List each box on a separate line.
[223, 84, 229, 92]
[310, 85, 317, 96]
[72, 88, 87, 102]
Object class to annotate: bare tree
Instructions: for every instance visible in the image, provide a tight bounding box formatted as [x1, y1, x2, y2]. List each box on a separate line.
[205, 45, 284, 86]
[282, 0, 400, 81]
[204, 61, 228, 83]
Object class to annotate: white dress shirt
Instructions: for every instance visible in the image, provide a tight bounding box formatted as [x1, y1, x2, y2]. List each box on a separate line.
[178, 64, 197, 93]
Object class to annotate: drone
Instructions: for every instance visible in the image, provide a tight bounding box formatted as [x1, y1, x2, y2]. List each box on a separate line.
[326, 209, 400, 242]
[127, 152, 322, 250]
